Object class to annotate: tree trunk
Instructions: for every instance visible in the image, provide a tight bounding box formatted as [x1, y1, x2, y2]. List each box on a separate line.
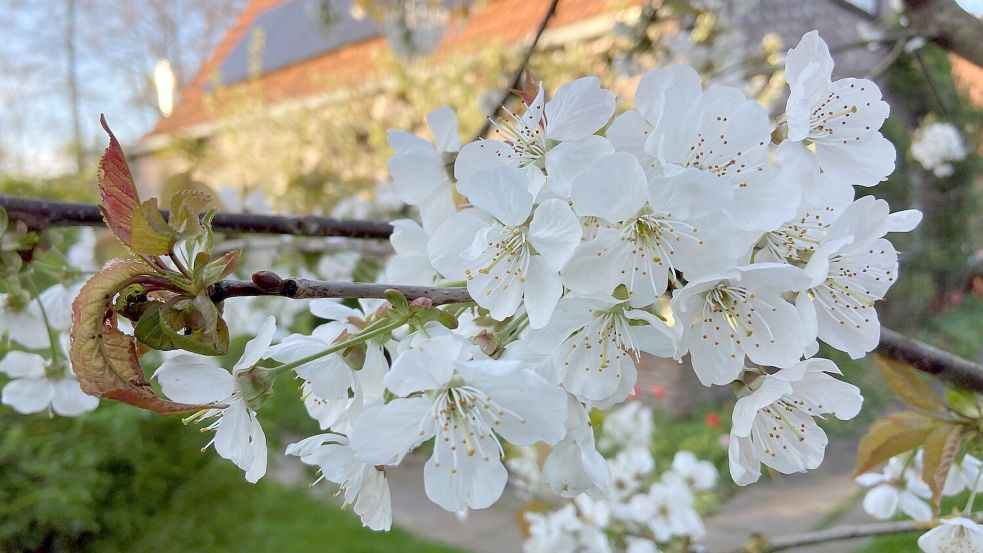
[906, 0, 983, 67]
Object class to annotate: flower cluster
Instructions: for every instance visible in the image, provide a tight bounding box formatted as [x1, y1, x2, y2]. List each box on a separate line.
[910, 120, 968, 178]
[856, 450, 983, 552]
[123, 30, 919, 535]
[521, 402, 718, 553]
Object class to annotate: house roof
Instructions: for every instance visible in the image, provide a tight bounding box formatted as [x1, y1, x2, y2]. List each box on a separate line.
[147, 0, 640, 138]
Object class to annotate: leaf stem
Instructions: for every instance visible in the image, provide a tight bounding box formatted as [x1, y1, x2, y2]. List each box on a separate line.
[26, 273, 60, 365]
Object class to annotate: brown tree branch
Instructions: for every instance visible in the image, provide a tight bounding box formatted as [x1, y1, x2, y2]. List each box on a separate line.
[5, 193, 983, 392]
[473, 0, 559, 140]
[207, 273, 983, 393]
[208, 273, 472, 306]
[724, 515, 982, 552]
[0, 194, 393, 239]
[906, 0, 983, 68]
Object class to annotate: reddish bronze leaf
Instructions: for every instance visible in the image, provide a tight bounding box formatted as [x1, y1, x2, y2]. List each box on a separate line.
[97, 115, 140, 247]
[70, 257, 208, 414]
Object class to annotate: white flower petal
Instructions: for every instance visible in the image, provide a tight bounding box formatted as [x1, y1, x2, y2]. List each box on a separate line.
[424, 435, 509, 511]
[349, 397, 435, 465]
[234, 316, 276, 373]
[571, 152, 649, 223]
[154, 354, 235, 405]
[457, 166, 535, 227]
[50, 378, 99, 416]
[528, 199, 582, 272]
[427, 106, 461, 153]
[0, 351, 47, 378]
[545, 76, 615, 141]
[2, 377, 53, 414]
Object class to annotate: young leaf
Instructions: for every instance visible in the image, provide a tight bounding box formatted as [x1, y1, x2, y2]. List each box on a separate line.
[922, 421, 965, 512]
[200, 250, 241, 287]
[97, 115, 140, 247]
[70, 258, 208, 414]
[854, 411, 937, 477]
[169, 189, 212, 236]
[130, 198, 180, 256]
[875, 355, 946, 413]
[134, 295, 229, 355]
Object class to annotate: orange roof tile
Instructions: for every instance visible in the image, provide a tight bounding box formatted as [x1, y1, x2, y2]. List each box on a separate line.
[148, 0, 639, 137]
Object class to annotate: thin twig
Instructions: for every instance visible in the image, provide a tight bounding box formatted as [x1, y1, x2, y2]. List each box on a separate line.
[0, 194, 393, 239]
[208, 274, 472, 306]
[722, 515, 982, 552]
[473, 0, 560, 140]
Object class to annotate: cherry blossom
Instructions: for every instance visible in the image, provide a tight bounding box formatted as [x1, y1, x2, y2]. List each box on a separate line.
[917, 517, 983, 553]
[524, 294, 675, 406]
[286, 433, 392, 531]
[155, 316, 277, 483]
[387, 106, 461, 231]
[429, 166, 581, 327]
[349, 334, 566, 511]
[0, 350, 98, 416]
[671, 263, 812, 386]
[455, 77, 616, 198]
[784, 31, 895, 186]
[729, 358, 863, 485]
[855, 455, 933, 521]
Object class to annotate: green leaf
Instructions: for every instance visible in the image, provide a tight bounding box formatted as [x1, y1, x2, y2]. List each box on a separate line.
[922, 421, 965, 512]
[169, 190, 211, 236]
[200, 250, 241, 287]
[97, 115, 140, 247]
[384, 289, 410, 314]
[875, 355, 946, 413]
[134, 295, 229, 356]
[130, 198, 181, 256]
[945, 387, 980, 416]
[69, 258, 206, 414]
[854, 411, 938, 477]
[0, 205, 8, 231]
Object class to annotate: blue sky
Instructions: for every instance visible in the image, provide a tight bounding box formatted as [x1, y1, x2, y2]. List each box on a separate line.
[0, 1, 242, 177]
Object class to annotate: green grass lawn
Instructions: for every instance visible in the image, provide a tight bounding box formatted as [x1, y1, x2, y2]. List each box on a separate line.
[86, 460, 466, 553]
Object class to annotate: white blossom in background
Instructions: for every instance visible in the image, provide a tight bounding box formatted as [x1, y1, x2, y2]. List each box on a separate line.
[388, 106, 461, 231]
[943, 454, 983, 496]
[0, 350, 98, 416]
[729, 358, 863, 485]
[626, 477, 705, 542]
[855, 455, 932, 521]
[155, 316, 277, 483]
[665, 450, 718, 492]
[598, 400, 654, 452]
[910, 121, 967, 177]
[917, 517, 983, 553]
